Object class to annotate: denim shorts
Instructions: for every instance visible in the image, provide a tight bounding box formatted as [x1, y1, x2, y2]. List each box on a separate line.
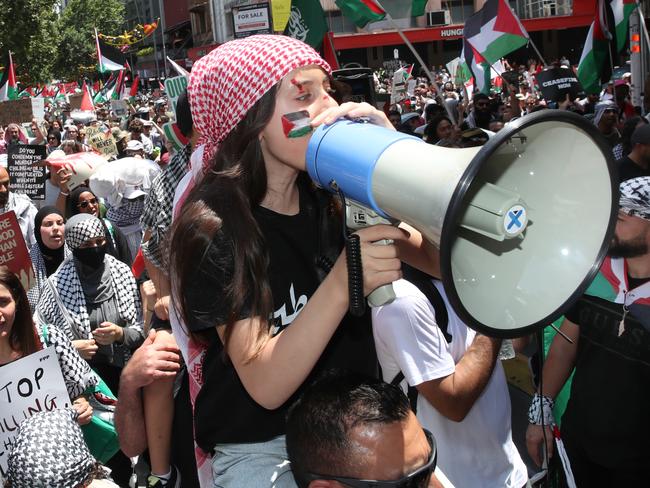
[212, 435, 297, 488]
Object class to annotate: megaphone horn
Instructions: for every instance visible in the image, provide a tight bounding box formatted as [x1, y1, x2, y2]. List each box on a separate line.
[306, 110, 618, 338]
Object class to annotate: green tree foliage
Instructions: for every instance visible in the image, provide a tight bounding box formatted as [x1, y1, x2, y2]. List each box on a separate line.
[0, 0, 60, 84]
[54, 0, 126, 81]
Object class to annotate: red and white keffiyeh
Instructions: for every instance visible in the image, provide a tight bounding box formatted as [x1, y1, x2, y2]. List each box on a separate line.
[187, 34, 331, 170]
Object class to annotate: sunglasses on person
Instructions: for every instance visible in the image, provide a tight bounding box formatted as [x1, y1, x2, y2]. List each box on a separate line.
[47, 137, 57, 141]
[77, 198, 98, 209]
[302, 429, 436, 488]
[603, 108, 618, 114]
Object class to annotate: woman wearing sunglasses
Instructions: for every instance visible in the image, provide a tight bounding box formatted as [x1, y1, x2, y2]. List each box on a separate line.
[69, 186, 131, 265]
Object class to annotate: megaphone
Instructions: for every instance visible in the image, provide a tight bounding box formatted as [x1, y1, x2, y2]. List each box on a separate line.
[306, 110, 617, 337]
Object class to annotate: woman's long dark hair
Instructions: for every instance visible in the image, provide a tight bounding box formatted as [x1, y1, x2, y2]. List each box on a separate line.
[170, 86, 278, 359]
[0, 266, 39, 357]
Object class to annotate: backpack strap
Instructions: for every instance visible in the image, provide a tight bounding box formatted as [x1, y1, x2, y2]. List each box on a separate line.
[402, 264, 452, 343]
[390, 371, 419, 414]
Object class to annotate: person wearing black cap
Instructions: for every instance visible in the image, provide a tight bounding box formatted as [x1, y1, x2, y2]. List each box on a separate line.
[618, 124, 650, 182]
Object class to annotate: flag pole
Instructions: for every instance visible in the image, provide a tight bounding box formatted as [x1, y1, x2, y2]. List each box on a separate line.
[372, 0, 457, 124]
[527, 39, 548, 68]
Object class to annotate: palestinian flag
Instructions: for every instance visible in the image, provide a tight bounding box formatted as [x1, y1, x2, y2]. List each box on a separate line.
[461, 38, 491, 94]
[578, 0, 615, 94]
[335, 0, 386, 28]
[463, 0, 529, 65]
[163, 121, 190, 151]
[0, 52, 17, 102]
[128, 75, 140, 102]
[112, 70, 126, 100]
[412, 0, 428, 17]
[96, 28, 126, 73]
[611, 0, 637, 52]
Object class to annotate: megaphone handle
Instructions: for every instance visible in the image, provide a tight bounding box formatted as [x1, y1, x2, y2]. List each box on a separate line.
[367, 238, 396, 307]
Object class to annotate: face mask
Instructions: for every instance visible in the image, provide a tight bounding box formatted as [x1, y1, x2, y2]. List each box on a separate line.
[73, 244, 106, 268]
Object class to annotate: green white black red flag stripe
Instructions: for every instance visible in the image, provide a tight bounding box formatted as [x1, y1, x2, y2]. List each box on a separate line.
[463, 0, 529, 65]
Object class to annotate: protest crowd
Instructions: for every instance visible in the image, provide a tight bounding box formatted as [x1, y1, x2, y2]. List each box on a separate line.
[0, 7, 649, 488]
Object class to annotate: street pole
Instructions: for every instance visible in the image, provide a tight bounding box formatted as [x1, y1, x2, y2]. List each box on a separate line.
[149, 0, 160, 80]
[159, 0, 168, 78]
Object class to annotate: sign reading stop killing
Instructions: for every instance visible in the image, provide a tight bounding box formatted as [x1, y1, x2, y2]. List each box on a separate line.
[0, 211, 35, 292]
[0, 347, 70, 479]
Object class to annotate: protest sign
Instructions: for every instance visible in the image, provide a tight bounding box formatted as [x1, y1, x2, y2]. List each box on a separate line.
[7, 144, 46, 201]
[68, 93, 83, 110]
[110, 99, 128, 117]
[85, 126, 118, 157]
[0, 98, 44, 127]
[164, 76, 188, 118]
[0, 347, 70, 479]
[0, 211, 35, 292]
[536, 68, 583, 102]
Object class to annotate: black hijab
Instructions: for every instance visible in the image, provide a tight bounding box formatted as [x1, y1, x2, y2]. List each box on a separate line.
[34, 205, 65, 276]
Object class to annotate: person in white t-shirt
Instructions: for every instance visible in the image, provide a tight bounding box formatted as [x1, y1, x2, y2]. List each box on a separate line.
[372, 278, 528, 488]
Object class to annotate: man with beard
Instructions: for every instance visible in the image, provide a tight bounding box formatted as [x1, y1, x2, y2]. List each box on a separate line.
[462, 93, 493, 131]
[0, 165, 37, 247]
[526, 176, 650, 486]
[593, 101, 621, 148]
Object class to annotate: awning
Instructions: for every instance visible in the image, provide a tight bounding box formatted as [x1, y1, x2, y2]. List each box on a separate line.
[332, 14, 593, 50]
[165, 20, 191, 34]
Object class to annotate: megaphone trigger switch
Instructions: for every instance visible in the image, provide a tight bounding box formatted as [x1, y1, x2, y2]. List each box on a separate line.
[504, 204, 527, 237]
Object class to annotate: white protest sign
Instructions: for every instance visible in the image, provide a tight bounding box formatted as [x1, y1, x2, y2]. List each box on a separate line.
[163, 75, 188, 118]
[110, 99, 128, 117]
[0, 347, 69, 479]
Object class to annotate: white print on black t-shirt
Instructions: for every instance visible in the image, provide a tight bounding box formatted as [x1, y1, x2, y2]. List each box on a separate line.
[272, 283, 308, 334]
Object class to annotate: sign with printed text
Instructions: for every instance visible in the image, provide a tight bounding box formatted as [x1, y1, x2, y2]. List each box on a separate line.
[535, 68, 583, 102]
[7, 144, 46, 201]
[233, 3, 272, 38]
[0, 98, 44, 126]
[164, 76, 189, 118]
[85, 126, 117, 157]
[0, 211, 35, 292]
[0, 347, 69, 480]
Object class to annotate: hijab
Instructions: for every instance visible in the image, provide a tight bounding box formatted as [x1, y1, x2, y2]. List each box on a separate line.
[34, 205, 65, 276]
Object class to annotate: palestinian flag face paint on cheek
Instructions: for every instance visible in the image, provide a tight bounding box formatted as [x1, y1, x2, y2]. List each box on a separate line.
[282, 110, 313, 138]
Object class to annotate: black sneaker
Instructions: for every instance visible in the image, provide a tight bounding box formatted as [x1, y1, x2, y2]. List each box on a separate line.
[146, 466, 180, 488]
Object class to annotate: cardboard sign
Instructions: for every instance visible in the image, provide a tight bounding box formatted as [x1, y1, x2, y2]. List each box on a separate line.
[85, 126, 117, 157]
[164, 76, 188, 117]
[7, 145, 46, 201]
[110, 99, 128, 117]
[0, 98, 44, 127]
[0, 347, 70, 478]
[68, 93, 83, 111]
[536, 68, 583, 102]
[0, 211, 35, 292]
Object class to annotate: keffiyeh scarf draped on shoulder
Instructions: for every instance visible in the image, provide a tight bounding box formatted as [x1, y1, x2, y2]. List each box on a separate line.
[35, 254, 142, 342]
[27, 242, 71, 310]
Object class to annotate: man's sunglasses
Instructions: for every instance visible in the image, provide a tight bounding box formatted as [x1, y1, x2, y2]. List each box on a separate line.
[77, 198, 98, 209]
[302, 429, 436, 488]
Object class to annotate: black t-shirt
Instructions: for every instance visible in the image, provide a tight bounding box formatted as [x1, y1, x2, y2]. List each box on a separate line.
[562, 283, 650, 468]
[618, 156, 650, 183]
[186, 184, 377, 450]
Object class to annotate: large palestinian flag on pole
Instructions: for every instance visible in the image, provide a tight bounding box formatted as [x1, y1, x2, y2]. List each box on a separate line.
[611, 0, 637, 52]
[95, 28, 126, 73]
[577, 0, 615, 94]
[463, 0, 529, 65]
[0, 52, 17, 102]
